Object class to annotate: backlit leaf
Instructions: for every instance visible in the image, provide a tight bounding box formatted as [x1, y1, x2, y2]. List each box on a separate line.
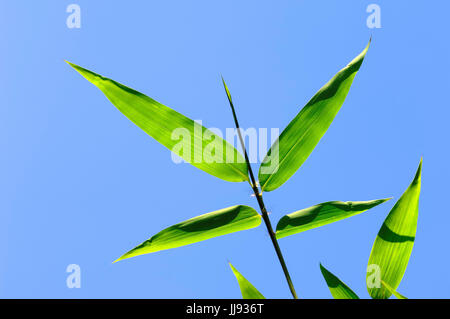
[320, 264, 359, 299]
[115, 205, 261, 262]
[229, 263, 265, 299]
[381, 280, 408, 299]
[259, 40, 370, 191]
[367, 159, 422, 299]
[67, 62, 249, 183]
[276, 198, 389, 239]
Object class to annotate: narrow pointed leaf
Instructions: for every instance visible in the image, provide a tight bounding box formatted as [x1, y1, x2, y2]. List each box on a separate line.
[259, 40, 370, 192]
[381, 280, 408, 299]
[276, 198, 389, 239]
[67, 62, 248, 183]
[320, 264, 359, 299]
[367, 159, 422, 299]
[115, 205, 261, 262]
[229, 263, 265, 299]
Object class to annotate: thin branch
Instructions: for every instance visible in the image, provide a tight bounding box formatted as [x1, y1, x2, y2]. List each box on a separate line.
[221, 77, 298, 299]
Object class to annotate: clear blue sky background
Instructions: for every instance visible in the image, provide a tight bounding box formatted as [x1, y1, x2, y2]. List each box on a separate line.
[0, 1, 448, 298]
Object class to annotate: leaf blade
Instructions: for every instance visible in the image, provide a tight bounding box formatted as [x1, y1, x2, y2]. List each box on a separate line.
[381, 280, 408, 299]
[320, 264, 359, 299]
[276, 198, 390, 239]
[259, 40, 370, 191]
[229, 263, 265, 299]
[67, 62, 249, 183]
[367, 159, 422, 299]
[115, 205, 261, 262]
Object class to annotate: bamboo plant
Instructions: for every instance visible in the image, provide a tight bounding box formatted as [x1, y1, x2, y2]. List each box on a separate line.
[67, 39, 421, 299]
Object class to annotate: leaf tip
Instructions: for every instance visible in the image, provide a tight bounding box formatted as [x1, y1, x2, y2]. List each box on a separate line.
[65, 60, 90, 79]
[413, 157, 423, 185]
[221, 77, 232, 103]
[65, 60, 78, 69]
[348, 38, 371, 70]
[113, 250, 136, 263]
[360, 39, 371, 59]
[319, 263, 330, 276]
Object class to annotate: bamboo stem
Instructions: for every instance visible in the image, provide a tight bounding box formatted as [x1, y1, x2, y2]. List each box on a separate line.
[222, 78, 298, 299]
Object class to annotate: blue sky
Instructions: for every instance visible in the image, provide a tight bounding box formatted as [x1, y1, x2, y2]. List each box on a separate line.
[0, 1, 448, 298]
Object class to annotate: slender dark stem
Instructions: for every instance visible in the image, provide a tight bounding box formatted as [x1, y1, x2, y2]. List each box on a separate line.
[222, 78, 298, 299]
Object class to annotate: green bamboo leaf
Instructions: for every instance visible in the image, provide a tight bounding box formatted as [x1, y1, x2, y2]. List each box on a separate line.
[229, 263, 265, 299]
[320, 264, 359, 299]
[381, 280, 408, 299]
[115, 205, 261, 262]
[67, 62, 248, 183]
[367, 159, 422, 299]
[258, 40, 371, 192]
[276, 198, 389, 239]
